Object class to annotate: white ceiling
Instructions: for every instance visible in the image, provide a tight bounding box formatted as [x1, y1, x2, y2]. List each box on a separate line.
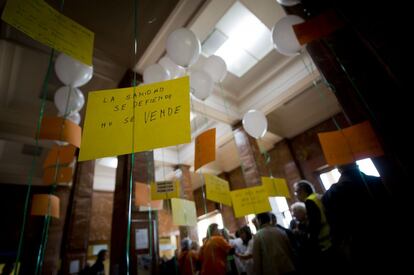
[0, 0, 341, 191]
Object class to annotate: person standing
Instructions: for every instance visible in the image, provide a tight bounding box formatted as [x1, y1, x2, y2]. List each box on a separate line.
[253, 212, 296, 275]
[89, 249, 107, 275]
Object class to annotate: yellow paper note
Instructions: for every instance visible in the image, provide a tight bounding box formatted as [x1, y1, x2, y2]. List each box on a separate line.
[31, 194, 60, 218]
[262, 177, 291, 198]
[171, 198, 197, 226]
[230, 186, 271, 218]
[204, 174, 231, 206]
[194, 128, 216, 171]
[262, 177, 277, 196]
[79, 77, 191, 161]
[273, 178, 291, 198]
[318, 121, 384, 166]
[151, 180, 180, 200]
[1, 0, 94, 65]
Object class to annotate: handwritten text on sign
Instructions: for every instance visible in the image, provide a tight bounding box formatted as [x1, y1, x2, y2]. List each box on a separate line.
[204, 174, 231, 206]
[1, 0, 94, 65]
[79, 77, 190, 161]
[230, 186, 271, 218]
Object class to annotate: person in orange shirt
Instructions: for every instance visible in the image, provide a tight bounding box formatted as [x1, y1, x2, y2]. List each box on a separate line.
[199, 223, 234, 275]
[178, 238, 199, 275]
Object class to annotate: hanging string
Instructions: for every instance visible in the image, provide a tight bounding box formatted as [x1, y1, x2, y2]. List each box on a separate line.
[145, 151, 154, 263]
[125, 0, 139, 272]
[13, 46, 56, 274]
[190, 97, 209, 217]
[299, 50, 381, 196]
[299, 50, 344, 130]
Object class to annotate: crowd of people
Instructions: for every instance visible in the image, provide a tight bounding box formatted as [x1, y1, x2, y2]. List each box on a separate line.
[164, 163, 395, 275]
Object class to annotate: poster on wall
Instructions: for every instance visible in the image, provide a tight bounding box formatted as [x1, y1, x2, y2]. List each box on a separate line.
[135, 228, 149, 250]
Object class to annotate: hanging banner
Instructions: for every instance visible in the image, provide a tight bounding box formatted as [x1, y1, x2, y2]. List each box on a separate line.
[194, 128, 216, 171]
[171, 198, 197, 226]
[1, 0, 94, 65]
[31, 194, 60, 218]
[318, 121, 384, 166]
[204, 174, 231, 206]
[230, 186, 271, 218]
[262, 177, 291, 198]
[79, 77, 191, 161]
[151, 180, 180, 200]
[43, 166, 73, 185]
[43, 145, 76, 168]
[39, 116, 81, 148]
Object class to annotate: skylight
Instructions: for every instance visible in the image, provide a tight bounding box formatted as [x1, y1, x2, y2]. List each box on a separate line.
[202, 2, 273, 77]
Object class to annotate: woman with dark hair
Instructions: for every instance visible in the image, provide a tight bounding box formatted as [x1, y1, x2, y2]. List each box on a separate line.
[235, 226, 254, 275]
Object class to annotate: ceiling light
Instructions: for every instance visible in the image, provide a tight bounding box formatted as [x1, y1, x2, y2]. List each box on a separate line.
[202, 2, 273, 77]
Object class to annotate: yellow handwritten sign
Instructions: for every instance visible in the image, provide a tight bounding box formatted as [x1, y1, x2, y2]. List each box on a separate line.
[318, 121, 384, 166]
[1, 0, 94, 65]
[262, 177, 291, 198]
[230, 186, 271, 218]
[204, 174, 231, 206]
[194, 128, 216, 171]
[79, 77, 191, 161]
[262, 177, 277, 196]
[171, 198, 197, 226]
[151, 180, 180, 200]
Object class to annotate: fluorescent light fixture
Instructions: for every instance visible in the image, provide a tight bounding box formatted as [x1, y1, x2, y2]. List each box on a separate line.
[202, 2, 273, 77]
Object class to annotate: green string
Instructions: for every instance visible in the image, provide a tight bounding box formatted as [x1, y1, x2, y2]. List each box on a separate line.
[125, 0, 138, 271]
[13, 47, 56, 274]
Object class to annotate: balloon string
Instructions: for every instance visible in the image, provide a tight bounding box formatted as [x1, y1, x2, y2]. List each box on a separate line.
[299, 51, 344, 131]
[217, 82, 253, 187]
[190, 97, 209, 217]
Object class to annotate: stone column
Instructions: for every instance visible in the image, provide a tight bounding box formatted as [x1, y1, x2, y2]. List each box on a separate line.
[232, 124, 268, 188]
[60, 160, 95, 274]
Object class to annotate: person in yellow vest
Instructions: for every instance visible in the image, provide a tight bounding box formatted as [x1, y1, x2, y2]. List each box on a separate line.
[294, 180, 332, 275]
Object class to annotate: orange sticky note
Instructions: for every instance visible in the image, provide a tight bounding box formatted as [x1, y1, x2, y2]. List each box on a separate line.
[43, 145, 77, 168]
[43, 167, 73, 184]
[31, 194, 60, 218]
[39, 116, 81, 148]
[194, 128, 216, 171]
[318, 121, 384, 166]
[135, 182, 163, 209]
[293, 10, 345, 45]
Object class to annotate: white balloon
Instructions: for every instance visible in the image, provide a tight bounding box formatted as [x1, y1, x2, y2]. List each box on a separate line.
[59, 111, 81, 125]
[276, 0, 300, 7]
[190, 71, 214, 101]
[55, 53, 93, 87]
[166, 28, 201, 67]
[242, 110, 268, 139]
[67, 112, 81, 125]
[143, 64, 170, 84]
[203, 55, 227, 82]
[158, 56, 186, 79]
[54, 86, 85, 115]
[271, 15, 305, 56]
